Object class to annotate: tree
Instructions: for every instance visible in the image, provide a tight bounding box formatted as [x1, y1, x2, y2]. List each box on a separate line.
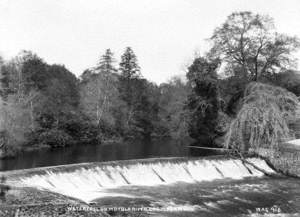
[0, 91, 40, 148]
[0, 54, 42, 156]
[20, 51, 49, 92]
[126, 78, 155, 138]
[0, 52, 44, 132]
[0, 51, 45, 99]
[80, 49, 119, 138]
[33, 64, 83, 147]
[118, 47, 140, 129]
[96, 49, 117, 74]
[158, 76, 190, 139]
[186, 57, 229, 147]
[117, 47, 156, 138]
[219, 68, 250, 116]
[118, 47, 141, 117]
[80, 71, 120, 139]
[0, 52, 88, 150]
[210, 11, 300, 81]
[273, 70, 300, 96]
[119, 47, 141, 79]
[225, 82, 299, 152]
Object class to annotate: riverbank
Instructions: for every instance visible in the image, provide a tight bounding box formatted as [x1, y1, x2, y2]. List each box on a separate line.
[255, 139, 300, 178]
[0, 184, 112, 217]
[0, 136, 126, 160]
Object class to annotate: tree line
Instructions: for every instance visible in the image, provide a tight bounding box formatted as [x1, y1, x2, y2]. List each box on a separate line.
[0, 11, 300, 158]
[0, 47, 190, 158]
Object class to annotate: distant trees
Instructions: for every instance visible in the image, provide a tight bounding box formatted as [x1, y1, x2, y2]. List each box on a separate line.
[80, 47, 163, 141]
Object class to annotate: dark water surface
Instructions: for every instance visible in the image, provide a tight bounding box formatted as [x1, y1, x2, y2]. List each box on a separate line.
[0, 139, 194, 171]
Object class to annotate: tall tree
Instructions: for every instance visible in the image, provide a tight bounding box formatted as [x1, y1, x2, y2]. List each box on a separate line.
[80, 49, 119, 131]
[118, 47, 141, 116]
[186, 57, 228, 147]
[0, 53, 43, 156]
[119, 47, 141, 79]
[96, 49, 117, 74]
[117, 47, 155, 138]
[210, 11, 300, 81]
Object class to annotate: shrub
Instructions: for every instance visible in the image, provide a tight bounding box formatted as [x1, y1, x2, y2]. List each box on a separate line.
[37, 129, 74, 148]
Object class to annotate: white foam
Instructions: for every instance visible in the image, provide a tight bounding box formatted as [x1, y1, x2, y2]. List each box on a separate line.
[285, 139, 300, 146]
[17, 157, 275, 203]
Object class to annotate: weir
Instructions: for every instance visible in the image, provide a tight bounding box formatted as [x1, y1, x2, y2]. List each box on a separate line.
[1, 157, 275, 203]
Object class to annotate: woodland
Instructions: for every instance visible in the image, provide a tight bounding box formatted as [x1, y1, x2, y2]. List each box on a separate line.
[0, 11, 299, 158]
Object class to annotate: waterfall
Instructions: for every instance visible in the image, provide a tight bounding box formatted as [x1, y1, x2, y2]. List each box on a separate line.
[4, 157, 275, 203]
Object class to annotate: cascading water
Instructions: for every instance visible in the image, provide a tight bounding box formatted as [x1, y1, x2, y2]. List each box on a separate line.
[3, 157, 275, 203]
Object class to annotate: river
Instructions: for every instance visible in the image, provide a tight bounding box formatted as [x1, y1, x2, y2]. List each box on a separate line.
[0, 138, 200, 171]
[1, 139, 300, 216]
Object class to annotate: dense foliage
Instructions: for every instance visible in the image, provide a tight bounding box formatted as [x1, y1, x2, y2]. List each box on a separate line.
[186, 57, 227, 147]
[0, 47, 184, 157]
[210, 11, 300, 81]
[158, 77, 190, 140]
[225, 82, 298, 152]
[0, 11, 299, 158]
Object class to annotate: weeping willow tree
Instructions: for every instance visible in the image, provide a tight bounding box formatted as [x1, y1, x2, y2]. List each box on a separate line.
[225, 82, 299, 152]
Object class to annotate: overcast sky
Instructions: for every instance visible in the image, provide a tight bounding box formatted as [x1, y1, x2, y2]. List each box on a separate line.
[0, 0, 300, 84]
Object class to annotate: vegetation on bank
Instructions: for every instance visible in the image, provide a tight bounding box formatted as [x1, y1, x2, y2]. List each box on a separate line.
[0, 11, 300, 158]
[225, 82, 299, 152]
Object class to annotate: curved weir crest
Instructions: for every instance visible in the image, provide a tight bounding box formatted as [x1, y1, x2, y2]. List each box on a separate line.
[3, 157, 275, 203]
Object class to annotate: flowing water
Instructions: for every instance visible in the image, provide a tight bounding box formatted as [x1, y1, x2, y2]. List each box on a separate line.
[2, 156, 300, 216]
[0, 140, 300, 216]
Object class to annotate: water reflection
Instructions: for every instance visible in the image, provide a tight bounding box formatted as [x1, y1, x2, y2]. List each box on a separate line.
[0, 138, 190, 171]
